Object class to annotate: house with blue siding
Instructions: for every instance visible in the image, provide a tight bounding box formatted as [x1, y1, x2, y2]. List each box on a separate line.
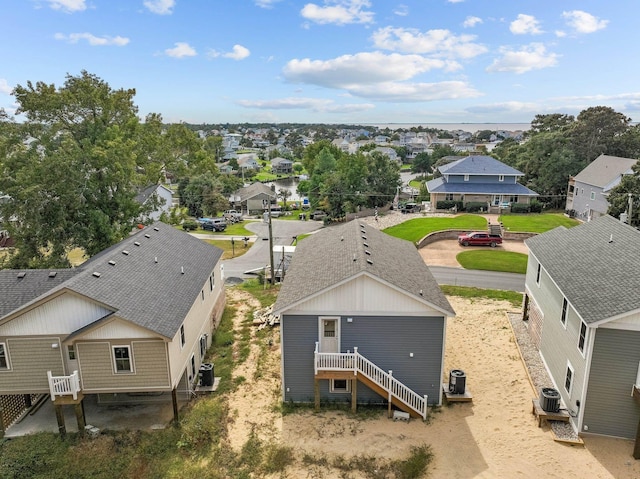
[426, 155, 538, 212]
[273, 221, 455, 418]
[523, 215, 640, 447]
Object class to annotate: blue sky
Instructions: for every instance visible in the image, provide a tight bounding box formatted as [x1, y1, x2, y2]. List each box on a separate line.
[1, 0, 637, 124]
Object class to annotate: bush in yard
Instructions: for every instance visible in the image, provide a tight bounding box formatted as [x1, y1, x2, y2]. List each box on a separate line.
[182, 219, 199, 231]
[511, 204, 530, 213]
[529, 200, 543, 213]
[463, 201, 486, 213]
[436, 200, 463, 211]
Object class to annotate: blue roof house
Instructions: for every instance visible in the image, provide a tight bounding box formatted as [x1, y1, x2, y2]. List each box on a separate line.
[426, 155, 538, 212]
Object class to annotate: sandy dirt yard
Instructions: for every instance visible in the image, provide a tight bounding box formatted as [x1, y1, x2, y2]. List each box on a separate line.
[224, 289, 640, 478]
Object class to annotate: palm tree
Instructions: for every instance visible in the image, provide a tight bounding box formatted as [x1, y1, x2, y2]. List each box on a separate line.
[278, 188, 292, 210]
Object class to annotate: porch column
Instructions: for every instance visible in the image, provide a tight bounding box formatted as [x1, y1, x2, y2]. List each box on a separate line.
[172, 388, 179, 424]
[351, 379, 357, 413]
[314, 379, 320, 411]
[54, 404, 66, 436]
[24, 394, 32, 408]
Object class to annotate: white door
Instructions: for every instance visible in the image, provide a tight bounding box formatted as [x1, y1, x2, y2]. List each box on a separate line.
[319, 317, 340, 353]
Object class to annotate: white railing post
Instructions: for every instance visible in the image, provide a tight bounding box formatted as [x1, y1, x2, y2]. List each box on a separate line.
[72, 371, 79, 400]
[353, 347, 358, 375]
[47, 371, 56, 400]
[423, 394, 428, 420]
[314, 342, 319, 375]
[636, 361, 640, 388]
[388, 370, 393, 403]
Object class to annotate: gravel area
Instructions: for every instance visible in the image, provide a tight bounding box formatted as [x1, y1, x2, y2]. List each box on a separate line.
[508, 312, 582, 443]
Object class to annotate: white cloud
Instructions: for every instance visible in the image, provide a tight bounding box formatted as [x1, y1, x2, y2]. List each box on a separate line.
[54, 32, 130, 46]
[562, 10, 608, 34]
[371, 27, 487, 59]
[255, 0, 281, 8]
[45, 0, 86, 13]
[555, 30, 567, 38]
[0, 79, 12, 95]
[165, 42, 197, 58]
[466, 101, 540, 114]
[447, 0, 464, 3]
[301, 0, 374, 25]
[393, 4, 409, 16]
[144, 0, 175, 15]
[345, 81, 481, 102]
[510, 14, 542, 35]
[487, 43, 559, 74]
[208, 45, 251, 60]
[237, 97, 375, 113]
[284, 52, 456, 88]
[463, 16, 482, 28]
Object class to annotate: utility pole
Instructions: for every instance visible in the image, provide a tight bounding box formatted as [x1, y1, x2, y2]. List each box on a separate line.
[264, 199, 275, 285]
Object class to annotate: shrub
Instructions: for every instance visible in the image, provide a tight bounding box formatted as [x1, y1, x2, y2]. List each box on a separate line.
[436, 200, 463, 211]
[182, 219, 199, 231]
[463, 201, 486, 213]
[529, 200, 543, 213]
[392, 444, 434, 479]
[511, 204, 530, 213]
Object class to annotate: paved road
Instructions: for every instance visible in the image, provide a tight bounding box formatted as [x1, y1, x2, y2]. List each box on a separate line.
[223, 218, 323, 283]
[429, 266, 525, 293]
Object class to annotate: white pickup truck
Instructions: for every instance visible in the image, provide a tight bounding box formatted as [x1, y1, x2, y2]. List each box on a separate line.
[223, 210, 243, 222]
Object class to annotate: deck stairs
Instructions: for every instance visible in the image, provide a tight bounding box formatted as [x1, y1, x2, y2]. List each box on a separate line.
[314, 344, 428, 419]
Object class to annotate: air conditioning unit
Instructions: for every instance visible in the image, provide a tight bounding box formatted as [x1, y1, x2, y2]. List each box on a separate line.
[448, 369, 466, 394]
[540, 387, 560, 412]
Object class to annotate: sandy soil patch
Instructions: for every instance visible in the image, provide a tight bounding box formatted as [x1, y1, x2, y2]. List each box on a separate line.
[224, 289, 640, 478]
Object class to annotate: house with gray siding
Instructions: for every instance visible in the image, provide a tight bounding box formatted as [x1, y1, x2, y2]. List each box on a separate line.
[0, 222, 226, 434]
[426, 155, 538, 212]
[273, 221, 455, 418]
[523, 215, 640, 443]
[565, 154, 637, 221]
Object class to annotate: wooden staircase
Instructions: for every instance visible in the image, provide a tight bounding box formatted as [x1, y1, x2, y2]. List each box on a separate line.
[314, 345, 428, 419]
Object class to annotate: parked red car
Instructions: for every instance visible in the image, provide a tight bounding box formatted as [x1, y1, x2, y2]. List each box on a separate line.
[457, 232, 502, 247]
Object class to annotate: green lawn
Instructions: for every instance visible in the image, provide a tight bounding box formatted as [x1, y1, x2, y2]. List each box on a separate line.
[499, 213, 579, 233]
[383, 214, 487, 243]
[440, 285, 524, 308]
[203, 239, 250, 260]
[456, 250, 528, 274]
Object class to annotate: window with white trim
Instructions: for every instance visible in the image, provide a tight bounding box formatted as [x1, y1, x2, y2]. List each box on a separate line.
[67, 345, 76, 360]
[565, 362, 574, 394]
[499, 174, 504, 182]
[190, 354, 196, 380]
[0, 343, 9, 369]
[180, 325, 186, 347]
[330, 379, 350, 393]
[200, 335, 207, 359]
[445, 193, 454, 201]
[578, 321, 587, 353]
[536, 263, 541, 285]
[561, 298, 568, 326]
[113, 346, 132, 373]
[209, 275, 213, 291]
[464, 174, 469, 181]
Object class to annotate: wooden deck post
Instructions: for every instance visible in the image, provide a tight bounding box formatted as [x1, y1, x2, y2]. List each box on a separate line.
[634, 418, 640, 459]
[172, 388, 179, 424]
[74, 401, 86, 435]
[351, 379, 357, 413]
[314, 379, 320, 411]
[54, 404, 66, 436]
[387, 370, 393, 418]
[24, 394, 32, 408]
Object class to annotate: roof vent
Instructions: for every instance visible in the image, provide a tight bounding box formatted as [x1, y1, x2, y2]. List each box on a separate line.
[134, 241, 141, 246]
[48, 271, 57, 278]
[609, 234, 613, 243]
[365, 250, 371, 255]
[154, 257, 158, 263]
[362, 235, 367, 240]
[153, 227, 159, 231]
[92, 272, 101, 278]
[419, 289, 423, 296]
[122, 250, 129, 255]
[366, 259, 373, 265]
[341, 236, 344, 241]
[108, 260, 116, 266]
[353, 254, 357, 262]
[17, 272, 26, 279]
[181, 266, 184, 274]
[363, 242, 369, 247]
[144, 234, 151, 239]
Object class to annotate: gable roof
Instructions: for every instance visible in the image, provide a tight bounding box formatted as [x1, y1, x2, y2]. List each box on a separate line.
[573, 154, 637, 188]
[426, 177, 538, 196]
[438, 155, 524, 176]
[273, 221, 455, 317]
[135, 184, 172, 205]
[1, 222, 223, 339]
[233, 182, 276, 201]
[525, 215, 640, 324]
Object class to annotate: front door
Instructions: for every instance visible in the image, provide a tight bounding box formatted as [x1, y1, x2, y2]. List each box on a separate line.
[319, 317, 340, 353]
[492, 194, 501, 206]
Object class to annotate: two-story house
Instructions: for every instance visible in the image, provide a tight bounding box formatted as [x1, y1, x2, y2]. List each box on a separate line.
[0, 222, 226, 434]
[523, 216, 640, 446]
[426, 155, 538, 211]
[565, 154, 637, 221]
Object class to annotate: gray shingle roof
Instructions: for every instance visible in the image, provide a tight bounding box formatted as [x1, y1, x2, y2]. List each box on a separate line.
[273, 221, 455, 317]
[573, 154, 637, 188]
[234, 182, 277, 201]
[426, 177, 538, 196]
[0, 269, 79, 318]
[525, 215, 640, 324]
[1, 222, 223, 338]
[439, 155, 524, 176]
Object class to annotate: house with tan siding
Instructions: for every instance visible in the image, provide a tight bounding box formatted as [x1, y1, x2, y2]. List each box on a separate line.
[0, 222, 225, 434]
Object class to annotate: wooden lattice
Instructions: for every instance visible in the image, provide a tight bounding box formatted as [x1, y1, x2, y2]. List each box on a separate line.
[0, 394, 40, 431]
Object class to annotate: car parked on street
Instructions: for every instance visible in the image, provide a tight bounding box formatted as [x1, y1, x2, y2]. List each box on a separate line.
[201, 218, 227, 232]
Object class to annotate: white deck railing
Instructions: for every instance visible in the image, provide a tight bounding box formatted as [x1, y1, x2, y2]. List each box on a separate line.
[47, 370, 81, 401]
[314, 343, 428, 419]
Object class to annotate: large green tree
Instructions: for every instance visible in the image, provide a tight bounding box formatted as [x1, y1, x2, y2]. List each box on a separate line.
[0, 71, 160, 267]
[607, 163, 640, 226]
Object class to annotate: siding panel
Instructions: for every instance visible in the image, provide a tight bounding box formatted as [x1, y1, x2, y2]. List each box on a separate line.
[0, 337, 65, 394]
[583, 329, 640, 438]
